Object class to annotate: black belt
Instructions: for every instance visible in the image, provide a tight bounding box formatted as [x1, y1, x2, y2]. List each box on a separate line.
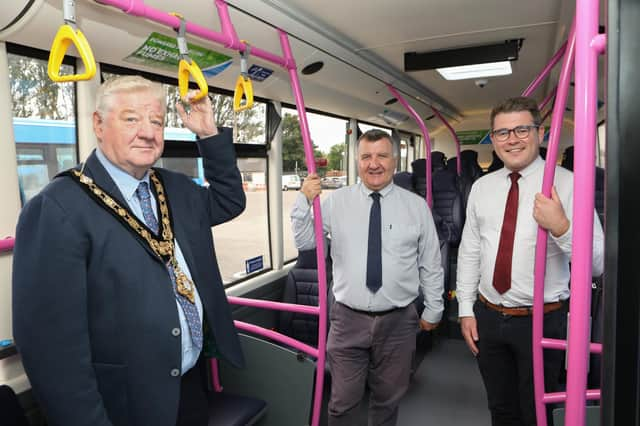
[340, 302, 401, 316]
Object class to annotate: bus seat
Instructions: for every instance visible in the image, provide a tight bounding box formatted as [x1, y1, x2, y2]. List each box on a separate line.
[595, 166, 605, 227]
[539, 146, 548, 159]
[412, 159, 463, 245]
[460, 150, 483, 182]
[459, 150, 483, 211]
[208, 392, 267, 426]
[561, 146, 574, 171]
[0, 385, 29, 426]
[487, 150, 504, 172]
[446, 156, 457, 172]
[431, 151, 447, 171]
[393, 171, 414, 191]
[278, 248, 332, 347]
[562, 146, 605, 226]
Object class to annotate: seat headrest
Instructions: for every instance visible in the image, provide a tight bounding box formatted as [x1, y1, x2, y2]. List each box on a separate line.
[562, 146, 574, 171]
[459, 150, 482, 177]
[487, 150, 504, 172]
[393, 172, 413, 191]
[411, 158, 427, 177]
[296, 249, 319, 269]
[431, 151, 446, 171]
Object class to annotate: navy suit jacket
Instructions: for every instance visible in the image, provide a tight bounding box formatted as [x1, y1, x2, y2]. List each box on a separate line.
[12, 129, 245, 426]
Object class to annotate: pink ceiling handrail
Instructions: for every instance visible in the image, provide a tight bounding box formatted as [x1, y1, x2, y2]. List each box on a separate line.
[0, 237, 15, 253]
[94, 0, 291, 68]
[431, 107, 461, 176]
[522, 40, 569, 97]
[531, 19, 576, 426]
[564, 0, 603, 422]
[387, 85, 433, 207]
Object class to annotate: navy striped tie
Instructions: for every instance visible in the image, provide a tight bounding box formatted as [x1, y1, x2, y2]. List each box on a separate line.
[136, 182, 203, 351]
[366, 192, 382, 292]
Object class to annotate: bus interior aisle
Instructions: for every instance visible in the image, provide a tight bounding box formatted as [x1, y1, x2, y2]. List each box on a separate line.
[318, 336, 490, 426]
[398, 338, 490, 426]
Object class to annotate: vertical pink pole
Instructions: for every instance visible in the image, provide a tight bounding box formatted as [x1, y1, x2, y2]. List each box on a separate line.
[386, 85, 433, 207]
[278, 30, 326, 426]
[532, 21, 576, 426]
[565, 0, 599, 423]
[430, 107, 462, 176]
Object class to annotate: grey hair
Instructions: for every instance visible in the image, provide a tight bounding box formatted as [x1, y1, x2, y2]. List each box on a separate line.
[95, 75, 166, 118]
[356, 129, 399, 158]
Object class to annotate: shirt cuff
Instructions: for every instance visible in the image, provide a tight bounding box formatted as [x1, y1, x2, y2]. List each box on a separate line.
[421, 308, 443, 324]
[550, 221, 572, 247]
[458, 300, 475, 318]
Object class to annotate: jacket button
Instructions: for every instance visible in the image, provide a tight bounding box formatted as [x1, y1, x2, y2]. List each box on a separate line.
[170, 369, 180, 377]
[172, 328, 181, 336]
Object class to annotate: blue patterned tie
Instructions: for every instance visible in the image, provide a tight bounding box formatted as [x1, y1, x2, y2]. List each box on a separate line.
[136, 182, 203, 351]
[366, 192, 382, 292]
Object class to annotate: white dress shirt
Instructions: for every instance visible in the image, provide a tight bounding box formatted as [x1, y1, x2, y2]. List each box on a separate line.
[456, 156, 605, 317]
[291, 182, 444, 323]
[96, 148, 203, 373]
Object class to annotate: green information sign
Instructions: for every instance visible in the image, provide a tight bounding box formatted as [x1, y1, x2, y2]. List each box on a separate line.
[125, 32, 233, 77]
[456, 129, 491, 145]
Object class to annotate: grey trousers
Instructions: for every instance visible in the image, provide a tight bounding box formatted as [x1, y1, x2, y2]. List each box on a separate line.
[327, 302, 418, 426]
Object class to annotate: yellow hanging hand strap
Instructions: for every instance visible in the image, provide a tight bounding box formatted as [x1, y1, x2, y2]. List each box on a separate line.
[48, 0, 96, 82]
[234, 42, 254, 112]
[171, 13, 208, 102]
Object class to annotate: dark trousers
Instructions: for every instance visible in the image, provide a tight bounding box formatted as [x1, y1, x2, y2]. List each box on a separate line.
[327, 302, 418, 426]
[474, 299, 567, 426]
[176, 358, 210, 426]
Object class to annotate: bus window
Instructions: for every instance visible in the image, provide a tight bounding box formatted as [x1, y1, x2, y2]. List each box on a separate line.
[281, 108, 348, 262]
[9, 51, 77, 204]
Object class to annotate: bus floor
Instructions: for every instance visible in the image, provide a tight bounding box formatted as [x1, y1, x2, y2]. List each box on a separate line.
[319, 337, 491, 425]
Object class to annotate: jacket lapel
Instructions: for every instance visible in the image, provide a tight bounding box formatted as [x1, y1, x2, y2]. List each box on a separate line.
[82, 151, 163, 263]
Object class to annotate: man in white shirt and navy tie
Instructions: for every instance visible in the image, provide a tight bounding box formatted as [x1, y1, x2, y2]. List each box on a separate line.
[291, 129, 444, 426]
[456, 97, 604, 426]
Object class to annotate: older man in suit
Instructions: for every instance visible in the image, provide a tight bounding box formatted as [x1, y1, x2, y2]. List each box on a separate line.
[12, 75, 245, 426]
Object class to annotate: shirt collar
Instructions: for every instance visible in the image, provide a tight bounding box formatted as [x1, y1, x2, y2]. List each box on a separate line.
[95, 147, 151, 203]
[502, 156, 544, 180]
[359, 181, 394, 198]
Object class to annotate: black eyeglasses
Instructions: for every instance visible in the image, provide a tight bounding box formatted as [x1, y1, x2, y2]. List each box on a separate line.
[491, 125, 540, 142]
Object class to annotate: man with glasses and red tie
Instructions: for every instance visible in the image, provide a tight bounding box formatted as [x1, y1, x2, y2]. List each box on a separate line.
[457, 96, 604, 426]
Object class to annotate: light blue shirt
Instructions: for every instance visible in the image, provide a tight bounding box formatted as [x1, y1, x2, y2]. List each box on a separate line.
[96, 148, 203, 374]
[291, 182, 444, 323]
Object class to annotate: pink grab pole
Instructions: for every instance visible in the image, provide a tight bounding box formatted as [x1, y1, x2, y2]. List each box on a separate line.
[430, 107, 462, 176]
[0, 237, 15, 252]
[386, 85, 433, 207]
[278, 29, 327, 426]
[565, 0, 601, 423]
[532, 20, 576, 426]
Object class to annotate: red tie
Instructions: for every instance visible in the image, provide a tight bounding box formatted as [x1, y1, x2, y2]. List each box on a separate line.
[493, 172, 521, 294]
